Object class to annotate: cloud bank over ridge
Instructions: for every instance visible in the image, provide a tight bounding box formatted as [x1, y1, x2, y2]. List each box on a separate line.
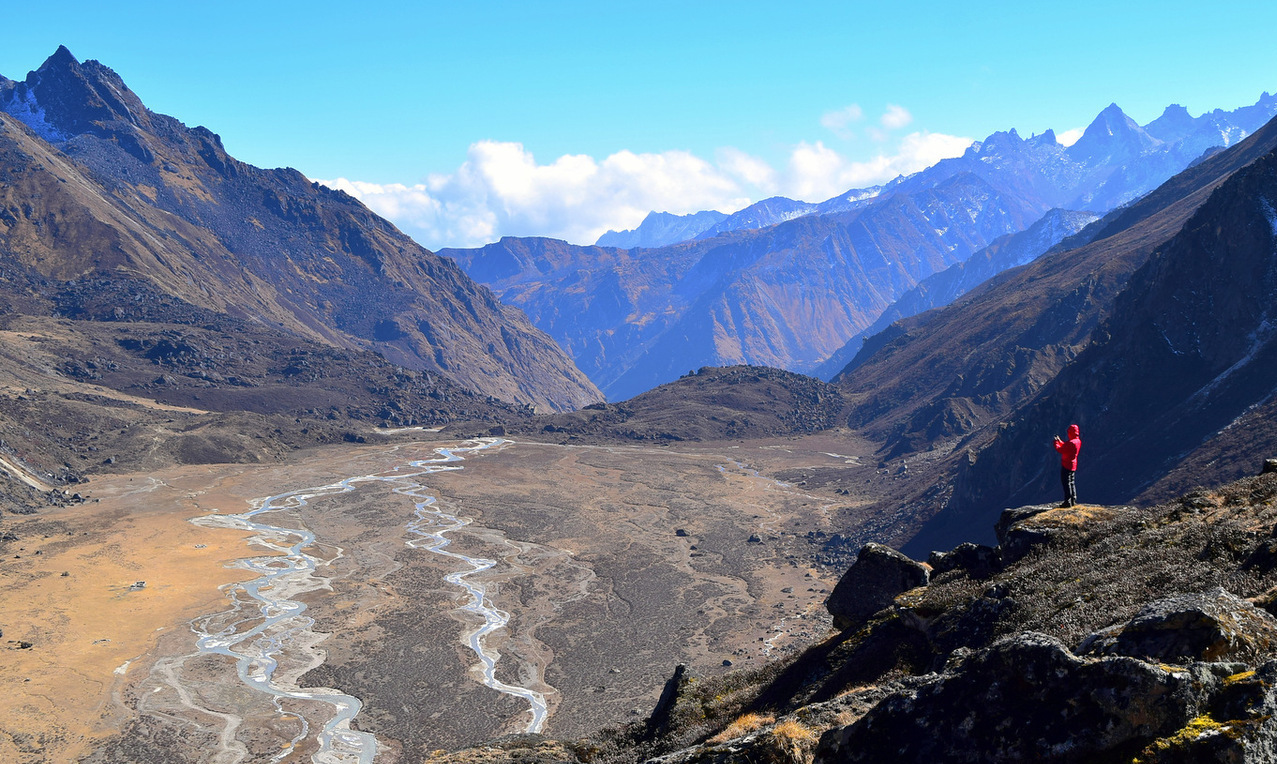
[319, 128, 974, 250]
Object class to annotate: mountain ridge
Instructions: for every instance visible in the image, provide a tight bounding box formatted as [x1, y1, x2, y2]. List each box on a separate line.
[445, 95, 1277, 402]
[596, 209, 728, 248]
[0, 47, 601, 412]
[446, 169, 1043, 400]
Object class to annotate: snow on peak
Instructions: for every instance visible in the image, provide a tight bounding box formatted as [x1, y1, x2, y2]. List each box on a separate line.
[1, 87, 68, 142]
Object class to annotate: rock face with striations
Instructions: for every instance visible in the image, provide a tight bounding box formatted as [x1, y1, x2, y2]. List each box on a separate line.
[826, 542, 929, 631]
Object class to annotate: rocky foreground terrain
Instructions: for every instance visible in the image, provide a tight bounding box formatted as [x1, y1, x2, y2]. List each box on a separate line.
[419, 463, 1277, 763]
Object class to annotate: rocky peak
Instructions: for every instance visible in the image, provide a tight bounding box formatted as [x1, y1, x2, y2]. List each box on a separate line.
[595, 209, 727, 249]
[1079, 588, 1277, 664]
[1067, 101, 1161, 166]
[0, 46, 151, 154]
[974, 128, 1026, 161]
[1027, 128, 1058, 147]
[692, 196, 819, 239]
[1145, 103, 1196, 144]
[825, 542, 930, 630]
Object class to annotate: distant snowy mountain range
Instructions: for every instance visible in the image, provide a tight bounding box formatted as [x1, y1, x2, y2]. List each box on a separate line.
[597, 96, 1277, 252]
[447, 94, 1277, 400]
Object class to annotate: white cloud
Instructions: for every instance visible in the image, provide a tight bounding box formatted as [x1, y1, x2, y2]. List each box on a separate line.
[1057, 127, 1085, 147]
[820, 104, 864, 139]
[321, 141, 749, 249]
[717, 147, 779, 194]
[881, 104, 913, 129]
[774, 131, 973, 201]
[319, 131, 974, 249]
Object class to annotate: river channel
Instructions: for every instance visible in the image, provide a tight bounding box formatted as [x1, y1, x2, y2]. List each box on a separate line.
[188, 437, 545, 763]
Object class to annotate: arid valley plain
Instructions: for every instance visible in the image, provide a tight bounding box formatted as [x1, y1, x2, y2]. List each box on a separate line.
[1, 430, 883, 762]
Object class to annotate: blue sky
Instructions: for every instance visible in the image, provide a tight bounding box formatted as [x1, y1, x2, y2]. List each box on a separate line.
[4, 1, 1276, 248]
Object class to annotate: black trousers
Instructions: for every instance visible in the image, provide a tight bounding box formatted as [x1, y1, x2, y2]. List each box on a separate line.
[1060, 467, 1077, 505]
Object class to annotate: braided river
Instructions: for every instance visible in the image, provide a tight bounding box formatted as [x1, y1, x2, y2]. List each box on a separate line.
[189, 438, 544, 763]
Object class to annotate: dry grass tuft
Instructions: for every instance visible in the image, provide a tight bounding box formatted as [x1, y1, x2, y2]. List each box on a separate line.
[707, 712, 775, 744]
[762, 720, 821, 764]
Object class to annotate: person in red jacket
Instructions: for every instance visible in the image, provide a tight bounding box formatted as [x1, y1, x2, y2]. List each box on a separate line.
[1053, 424, 1081, 507]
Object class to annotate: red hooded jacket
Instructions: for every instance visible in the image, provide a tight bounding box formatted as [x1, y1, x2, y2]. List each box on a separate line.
[1054, 424, 1081, 470]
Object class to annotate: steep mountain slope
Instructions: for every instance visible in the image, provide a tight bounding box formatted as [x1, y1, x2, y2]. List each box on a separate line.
[813, 208, 1100, 380]
[949, 140, 1277, 523]
[833, 114, 1277, 554]
[0, 252, 530, 520]
[0, 47, 600, 412]
[447, 171, 1041, 400]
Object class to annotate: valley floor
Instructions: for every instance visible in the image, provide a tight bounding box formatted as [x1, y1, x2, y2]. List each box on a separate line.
[0, 430, 883, 763]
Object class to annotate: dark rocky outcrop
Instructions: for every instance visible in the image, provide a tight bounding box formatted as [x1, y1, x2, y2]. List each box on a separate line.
[495, 365, 844, 444]
[927, 542, 1001, 578]
[825, 542, 929, 631]
[814, 633, 1276, 764]
[1079, 588, 1277, 665]
[645, 665, 689, 740]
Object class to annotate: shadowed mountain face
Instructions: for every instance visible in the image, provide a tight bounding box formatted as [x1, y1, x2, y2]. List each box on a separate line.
[0, 47, 601, 413]
[814, 208, 1102, 380]
[445, 96, 1276, 403]
[952, 144, 1277, 517]
[830, 114, 1277, 554]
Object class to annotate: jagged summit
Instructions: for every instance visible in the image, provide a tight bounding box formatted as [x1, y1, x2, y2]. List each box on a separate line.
[1066, 101, 1161, 165]
[1144, 103, 1195, 144]
[1, 46, 145, 140]
[1027, 128, 1057, 147]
